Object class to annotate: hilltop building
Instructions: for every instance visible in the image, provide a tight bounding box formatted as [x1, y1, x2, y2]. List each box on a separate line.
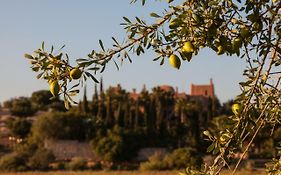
[191, 79, 215, 98]
[127, 78, 216, 101]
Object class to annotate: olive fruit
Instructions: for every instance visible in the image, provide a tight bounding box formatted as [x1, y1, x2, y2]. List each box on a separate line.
[169, 54, 181, 69]
[70, 68, 82, 80]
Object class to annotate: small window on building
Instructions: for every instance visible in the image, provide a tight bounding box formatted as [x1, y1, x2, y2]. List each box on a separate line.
[205, 90, 208, 96]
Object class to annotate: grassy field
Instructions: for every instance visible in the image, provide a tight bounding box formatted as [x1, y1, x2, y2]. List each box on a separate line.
[0, 171, 176, 175]
[0, 170, 267, 175]
[221, 169, 266, 175]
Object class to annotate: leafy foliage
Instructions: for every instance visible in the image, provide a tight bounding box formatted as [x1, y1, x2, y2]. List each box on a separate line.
[0, 138, 55, 171]
[0, 153, 27, 172]
[7, 118, 32, 138]
[140, 147, 202, 171]
[91, 126, 139, 162]
[67, 157, 87, 171]
[31, 111, 94, 141]
[8, 97, 36, 117]
[27, 147, 55, 171]
[24, 0, 281, 174]
[30, 90, 59, 111]
[164, 147, 202, 170]
[140, 151, 167, 171]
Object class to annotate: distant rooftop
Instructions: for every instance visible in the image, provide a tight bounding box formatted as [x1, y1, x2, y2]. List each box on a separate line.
[191, 79, 215, 98]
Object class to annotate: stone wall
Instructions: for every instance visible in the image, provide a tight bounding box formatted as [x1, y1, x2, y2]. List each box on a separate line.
[44, 140, 97, 161]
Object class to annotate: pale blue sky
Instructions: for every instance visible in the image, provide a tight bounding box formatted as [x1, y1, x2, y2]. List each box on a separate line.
[0, 0, 247, 104]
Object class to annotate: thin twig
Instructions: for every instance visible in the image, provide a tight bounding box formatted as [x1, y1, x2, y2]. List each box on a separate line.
[231, 119, 265, 175]
[231, 103, 271, 175]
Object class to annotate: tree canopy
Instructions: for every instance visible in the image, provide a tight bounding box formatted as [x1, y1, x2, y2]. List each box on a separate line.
[8, 97, 36, 117]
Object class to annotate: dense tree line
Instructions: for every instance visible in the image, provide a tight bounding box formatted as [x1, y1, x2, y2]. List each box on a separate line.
[75, 81, 223, 151]
[1, 81, 223, 161]
[4, 82, 278, 171]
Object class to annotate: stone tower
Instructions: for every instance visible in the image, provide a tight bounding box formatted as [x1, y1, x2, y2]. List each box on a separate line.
[190, 79, 215, 98]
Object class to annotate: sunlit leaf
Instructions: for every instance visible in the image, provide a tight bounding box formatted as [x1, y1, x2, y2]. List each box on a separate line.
[150, 13, 161, 18]
[24, 54, 33, 60]
[99, 40, 105, 51]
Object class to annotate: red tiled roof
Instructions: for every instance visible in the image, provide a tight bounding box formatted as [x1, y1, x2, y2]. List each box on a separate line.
[159, 85, 175, 92]
[130, 92, 139, 100]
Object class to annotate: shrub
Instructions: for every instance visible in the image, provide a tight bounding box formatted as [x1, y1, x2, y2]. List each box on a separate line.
[27, 147, 55, 170]
[87, 161, 102, 170]
[14, 142, 38, 159]
[0, 142, 40, 171]
[7, 118, 32, 138]
[140, 147, 202, 171]
[0, 144, 10, 155]
[50, 162, 66, 170]
[139, 151, 167, 171]
[93, 134, 123, 162]
[91, 126, 140, 162]
[91, 126, 124, 162]
[164, 147, 202, 170]
[67, 157, 87, 171]
[57, 162, 66, 170]
[0, 153, 27, 172]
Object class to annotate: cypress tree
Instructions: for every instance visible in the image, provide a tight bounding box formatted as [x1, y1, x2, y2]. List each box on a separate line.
[91, 84, 99, 116]
[105, 96, 113, 127]
[82, 85, 89, 113]
[134, 99, 139, 130]
[100, 77, 104, 93]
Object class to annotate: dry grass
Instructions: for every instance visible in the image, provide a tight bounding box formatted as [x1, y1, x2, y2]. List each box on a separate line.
[0, 170, 267, 175]
[221, 169, 266, 175]
[0, 171, 177, 175]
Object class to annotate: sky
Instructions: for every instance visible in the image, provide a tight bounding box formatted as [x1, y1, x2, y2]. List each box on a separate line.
[0, 0, 247, 104]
